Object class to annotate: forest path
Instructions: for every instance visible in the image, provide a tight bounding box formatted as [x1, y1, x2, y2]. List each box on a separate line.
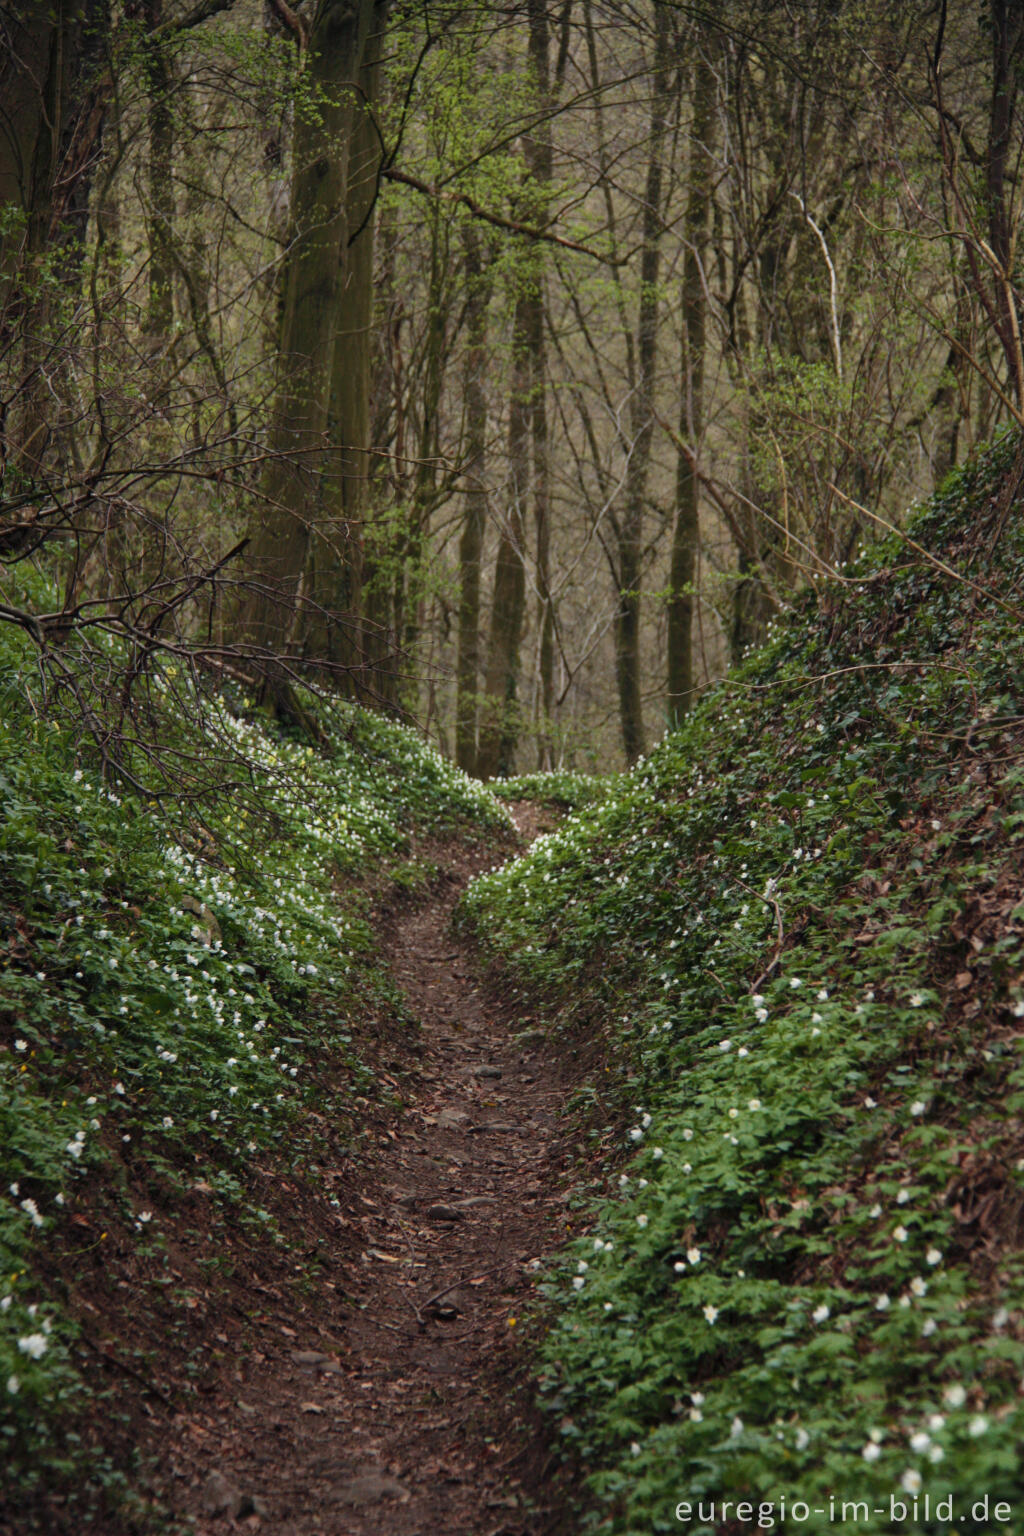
[181, 813, 575, 1536]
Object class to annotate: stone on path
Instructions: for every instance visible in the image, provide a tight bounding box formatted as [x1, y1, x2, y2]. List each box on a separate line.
[330, 1469, 410, 1506]
[201, 1469, 243, 1518]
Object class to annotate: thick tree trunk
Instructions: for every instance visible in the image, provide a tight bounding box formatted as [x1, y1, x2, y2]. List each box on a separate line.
[0, 1, 108, 487]
[305, 14, 385, 686]
[241, 0, 383, 695]
[455, 228, 491, 774]
[667, 48, 714, 728]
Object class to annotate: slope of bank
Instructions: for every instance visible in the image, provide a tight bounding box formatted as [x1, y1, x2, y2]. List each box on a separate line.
[0, 637, 508, 1531]
[462, 434, 1024, 1534]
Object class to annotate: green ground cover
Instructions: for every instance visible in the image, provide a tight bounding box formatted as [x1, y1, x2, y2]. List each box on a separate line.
[463, 434, 1024, 1534]
[0, 619, 507, 1510]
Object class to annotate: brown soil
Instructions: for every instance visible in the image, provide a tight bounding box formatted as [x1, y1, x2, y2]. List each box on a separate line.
[152, 820, 581, 1536]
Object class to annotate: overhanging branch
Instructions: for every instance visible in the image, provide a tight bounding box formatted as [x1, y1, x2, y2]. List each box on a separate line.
[382, 167, 619, 266]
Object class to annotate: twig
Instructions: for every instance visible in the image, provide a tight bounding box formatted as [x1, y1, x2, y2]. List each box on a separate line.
[383, 167, 618, 266]
[417, 1259, 519, 1316]
[730, 876, 786, 994]
[79, 1332, 172, 1404]
[827, 482, 1024, 624]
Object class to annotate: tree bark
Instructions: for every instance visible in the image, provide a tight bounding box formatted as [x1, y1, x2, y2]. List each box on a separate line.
[614, 0, 669, 764]
[477, 5, 555, 780]
[395, 205, 448, 705]
[476, 283, 530, 780]
[143, 0, 175, 344]
[527, 0, 555, 769]
[985, 0, 1024, 411]
[0, 1, 108, 486]
[667, 45, 714, 727]
[305, 11, 385, 684]
[240, 0, 384, 697]
[455, 227, 492, 774]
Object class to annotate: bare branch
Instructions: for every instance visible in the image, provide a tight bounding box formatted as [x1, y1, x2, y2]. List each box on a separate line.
[382, 166, 620, 266]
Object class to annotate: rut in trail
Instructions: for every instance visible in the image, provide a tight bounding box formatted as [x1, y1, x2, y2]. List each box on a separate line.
[180, 836, 577, 1536]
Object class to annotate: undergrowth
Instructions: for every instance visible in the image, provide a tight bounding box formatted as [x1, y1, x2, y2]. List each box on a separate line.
[494, 769, 613, 810]
[0, 620, 507, 1520]
[463, 433, 1024, 1534]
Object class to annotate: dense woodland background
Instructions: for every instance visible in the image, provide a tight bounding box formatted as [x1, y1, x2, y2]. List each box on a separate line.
[2, 0, 1022, 775]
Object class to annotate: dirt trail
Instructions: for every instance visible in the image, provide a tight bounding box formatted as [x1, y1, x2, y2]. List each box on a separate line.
[178, 825, 576, 1536]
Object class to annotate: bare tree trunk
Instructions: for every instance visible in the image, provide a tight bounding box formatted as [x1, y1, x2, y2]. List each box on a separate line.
[985, 0, 1024, 411]
[476, 3, 559, 780]
[477, 284, 530, 780]
[929, 0, 1024, 424]
[614, 0, 669, 764]
[455, 227, 492, 774]
[667, 45, 714, 727]
[528, 0, 555, 769]
[143, 0, 174, 344]
[533, 298, 554, 768]
[360, 200, 400, 705]
[395, 207, 447, 706]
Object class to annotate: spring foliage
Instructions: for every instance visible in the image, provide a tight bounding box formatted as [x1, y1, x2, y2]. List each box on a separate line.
[463, 434, 1024, 1533]
[0, 622, 506, 1491]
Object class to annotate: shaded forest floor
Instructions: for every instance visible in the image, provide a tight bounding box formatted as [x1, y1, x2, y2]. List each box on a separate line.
[149, 806, 580, 1536]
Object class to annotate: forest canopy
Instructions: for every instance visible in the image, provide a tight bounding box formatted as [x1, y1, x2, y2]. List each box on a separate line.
[1, 0, 1021, 776]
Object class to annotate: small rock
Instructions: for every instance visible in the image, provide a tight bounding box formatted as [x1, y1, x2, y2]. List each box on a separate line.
[425, 1301, 461, 1321]
[472, 1064, 503, 1079]
[300, 1401, 325, 1415]
[514, 1027, 547, 1049]
[435, 1108, 468, 1129]
[432, 1112, 469, 1136]
[201, 1469, 242, 1518]
[331, 1470, 410, 1506]
[291, 1349, 332, 1367]
[237, 1493, 270, 1519]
